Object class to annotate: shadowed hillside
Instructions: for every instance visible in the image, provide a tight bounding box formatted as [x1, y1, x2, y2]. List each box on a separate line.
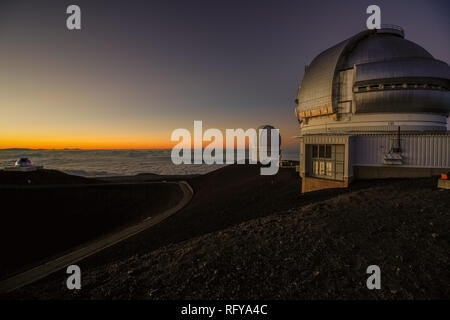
[0, 171, 183, 279]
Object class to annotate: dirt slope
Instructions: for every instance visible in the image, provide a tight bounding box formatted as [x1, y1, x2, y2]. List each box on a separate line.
[13, 174, 449, 299]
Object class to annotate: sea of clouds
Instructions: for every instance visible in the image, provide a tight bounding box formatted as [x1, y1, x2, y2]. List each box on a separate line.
[0, 149, 299, 177]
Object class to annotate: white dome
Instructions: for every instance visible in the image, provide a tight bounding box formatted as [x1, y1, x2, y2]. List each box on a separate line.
[15, 158, 33, 167]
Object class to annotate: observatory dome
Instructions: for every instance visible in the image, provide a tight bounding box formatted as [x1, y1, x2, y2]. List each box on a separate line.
[15, 158, 33, 167]
[295, 26, 450, 134]
[341, 31, 433, 68]
[257, 125, 281, 148]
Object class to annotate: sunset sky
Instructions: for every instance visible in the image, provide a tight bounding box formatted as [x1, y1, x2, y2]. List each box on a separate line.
[0, 0, 449, 150]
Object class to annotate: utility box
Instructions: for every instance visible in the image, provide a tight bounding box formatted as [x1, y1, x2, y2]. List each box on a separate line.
[437, 179, 450, 190]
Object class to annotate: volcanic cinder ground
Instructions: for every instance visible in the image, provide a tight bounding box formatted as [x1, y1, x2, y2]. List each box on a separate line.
[1, 165, 449, 299]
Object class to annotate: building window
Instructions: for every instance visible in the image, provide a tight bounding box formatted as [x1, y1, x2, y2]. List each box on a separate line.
[309, 144, 345, 181]
[354, 82, 448, 92]
[313, 160, 319, 175]
[326, 145, 332, 158]
[312, 145, 318, 158]
[326, 161, 333, 177]
[319, 161, 325, 175]
[319, 145, 325, 157]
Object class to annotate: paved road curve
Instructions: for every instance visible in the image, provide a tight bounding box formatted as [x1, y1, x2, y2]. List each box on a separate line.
[0, 181, 193, 293]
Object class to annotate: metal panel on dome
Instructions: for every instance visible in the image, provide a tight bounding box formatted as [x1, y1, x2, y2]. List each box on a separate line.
[296, 40, 348, 113]
[341, 36, 433, 69]
[354, 89, 450, 114]
[354, 58, 450, 84]
[296, 30, 373, 115]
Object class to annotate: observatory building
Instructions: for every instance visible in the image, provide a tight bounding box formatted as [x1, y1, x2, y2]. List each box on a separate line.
[294, 26, 450, 193]
[4, 158, 43, 172]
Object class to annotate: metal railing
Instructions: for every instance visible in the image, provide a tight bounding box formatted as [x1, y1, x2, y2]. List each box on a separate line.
[380, 24, 405, 37]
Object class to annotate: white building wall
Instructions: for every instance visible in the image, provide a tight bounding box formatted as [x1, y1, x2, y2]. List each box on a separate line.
[353, 134, 450, 168]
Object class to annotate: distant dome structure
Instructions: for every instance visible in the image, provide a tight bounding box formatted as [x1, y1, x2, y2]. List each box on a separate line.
[15, 158, 33, 168]
[257, 125, 281, 152]
[294, 26, 450, 193]
[4, 157, 43, 172]
[255, 125, 281, 160]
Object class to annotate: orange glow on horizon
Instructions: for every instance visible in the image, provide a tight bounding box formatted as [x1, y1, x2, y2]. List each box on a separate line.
[1, 134, 260, 150]
[0, 135, 178, 150]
